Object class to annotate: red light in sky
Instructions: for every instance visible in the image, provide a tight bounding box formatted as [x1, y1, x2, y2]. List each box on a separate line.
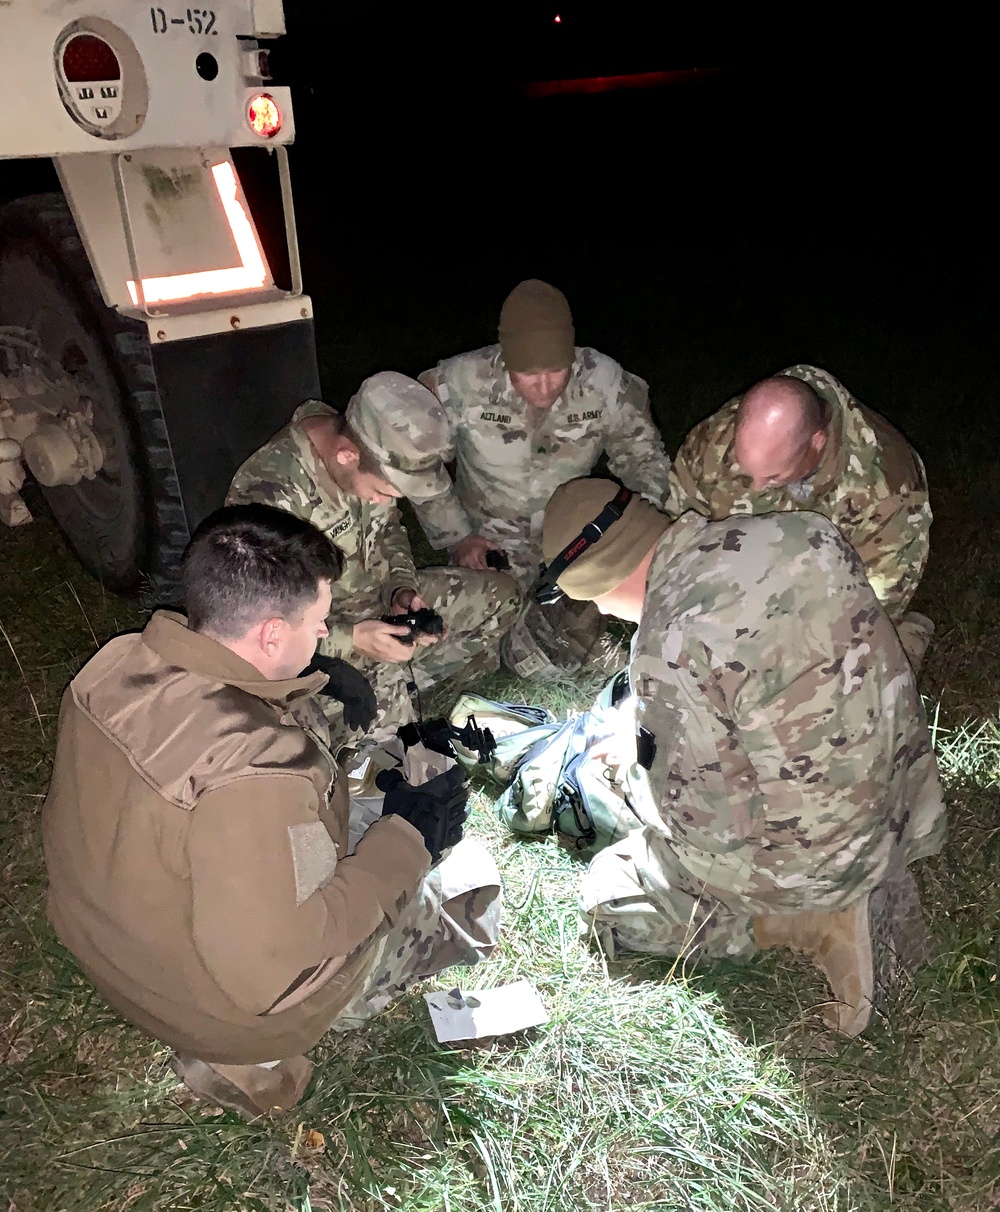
[554, 13, 562, 22]
[524, 68, 721, 99]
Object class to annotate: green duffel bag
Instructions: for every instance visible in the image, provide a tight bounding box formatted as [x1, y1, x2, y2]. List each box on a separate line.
[484, 671, 650, 859]
[448, 693, 557, 781]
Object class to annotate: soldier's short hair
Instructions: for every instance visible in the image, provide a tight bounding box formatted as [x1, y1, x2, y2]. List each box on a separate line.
[740, 375, 831, 446]
[182, 504, 342, 638]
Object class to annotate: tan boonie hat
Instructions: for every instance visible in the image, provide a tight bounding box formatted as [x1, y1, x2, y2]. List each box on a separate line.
[498, 279, 575, 373]
[345, 371, 449, 498]
[542, 478, 669, 600]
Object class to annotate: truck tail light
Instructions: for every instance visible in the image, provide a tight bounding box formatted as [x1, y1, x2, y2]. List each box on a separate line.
[247, 93, 281, 138]
[62, 33, 121, 83]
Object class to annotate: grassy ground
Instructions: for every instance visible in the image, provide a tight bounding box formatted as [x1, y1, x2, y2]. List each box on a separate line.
[1, 424, 997, 1210]
[0, 522, 846, 1211]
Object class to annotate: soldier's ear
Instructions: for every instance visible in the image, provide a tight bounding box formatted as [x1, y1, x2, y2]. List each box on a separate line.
[258, 616, 285, 657]
[334, 442, 360, 469]
[811, 428, 827, 455]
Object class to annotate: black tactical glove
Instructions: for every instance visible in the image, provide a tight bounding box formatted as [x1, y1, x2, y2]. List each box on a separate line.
[300, 654, 378, 732]
[375, 765, 469, 864]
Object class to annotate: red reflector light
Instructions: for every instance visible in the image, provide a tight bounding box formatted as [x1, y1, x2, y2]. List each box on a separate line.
[248, 93, 281, 138]
[62, 34, 121, 82]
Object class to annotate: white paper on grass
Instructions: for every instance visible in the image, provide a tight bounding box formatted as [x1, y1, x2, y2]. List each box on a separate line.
[423, 980, 549, 1043]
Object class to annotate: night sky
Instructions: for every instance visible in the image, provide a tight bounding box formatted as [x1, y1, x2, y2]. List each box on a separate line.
[263, 6, 994, 443]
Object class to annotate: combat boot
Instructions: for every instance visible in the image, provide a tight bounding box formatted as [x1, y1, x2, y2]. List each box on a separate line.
[169, 1053, 314, 1120]
[896, 610, 935, 673]
[752, 885, 895, 1036]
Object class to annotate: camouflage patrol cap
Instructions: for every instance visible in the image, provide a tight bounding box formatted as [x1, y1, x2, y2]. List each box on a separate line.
[542, 477, 669, 600]
[499, 279, 575, 373]
[345, 371, 449, 498]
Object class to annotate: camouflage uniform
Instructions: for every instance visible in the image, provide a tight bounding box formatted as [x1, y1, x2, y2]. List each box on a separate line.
[664, 365, 932, 627]
[415, 345, 670, 675]
[290, 701, 502, 1031]
[227, 401, 522, 747]
[331, 836, 503, 1029]
[416, 344, 671, 584]
[582, 510, 946, 961]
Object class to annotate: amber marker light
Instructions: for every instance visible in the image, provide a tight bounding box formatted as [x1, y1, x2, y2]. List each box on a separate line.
[247, 93, 281, 138]
[126, 162, 268, 305]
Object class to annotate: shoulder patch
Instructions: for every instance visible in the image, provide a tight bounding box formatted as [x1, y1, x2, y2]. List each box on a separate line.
[288, 821, 339, 905]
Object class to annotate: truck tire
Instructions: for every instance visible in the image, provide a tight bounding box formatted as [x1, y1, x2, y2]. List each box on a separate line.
[0, 192, 186, 591]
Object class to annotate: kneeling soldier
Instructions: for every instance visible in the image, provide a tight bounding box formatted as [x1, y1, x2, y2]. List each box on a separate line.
[227, 372, 522, 751]
[541, 478, 946, 1035]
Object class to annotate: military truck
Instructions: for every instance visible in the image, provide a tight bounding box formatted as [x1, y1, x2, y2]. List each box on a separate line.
[0, 0, 318, 591]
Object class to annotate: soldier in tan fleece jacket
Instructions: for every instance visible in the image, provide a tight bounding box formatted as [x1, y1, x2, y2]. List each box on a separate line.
[41, 504, 501, 1119]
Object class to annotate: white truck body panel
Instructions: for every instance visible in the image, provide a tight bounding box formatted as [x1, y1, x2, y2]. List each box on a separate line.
[56, 149, 288, 314]
[0, 1, 293, 156]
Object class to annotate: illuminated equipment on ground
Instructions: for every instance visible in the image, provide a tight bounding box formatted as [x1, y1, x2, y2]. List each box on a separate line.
[0, 2, 320, 589]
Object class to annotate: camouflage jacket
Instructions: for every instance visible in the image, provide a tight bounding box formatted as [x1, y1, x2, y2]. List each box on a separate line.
[415, 345, 671, 549]
[227, 401, 418, 659]
[630, 509, 946, 912]
[663, 365, 931, 620]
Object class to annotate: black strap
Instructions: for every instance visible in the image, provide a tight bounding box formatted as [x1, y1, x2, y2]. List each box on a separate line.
[636, 726, 657, 770]
[536, 485, 633, 601]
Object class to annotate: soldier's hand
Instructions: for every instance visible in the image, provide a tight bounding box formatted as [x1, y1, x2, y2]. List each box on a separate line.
[385, 591, 444, 647]
[388, 587, 422, 613]
[376, 765, 469, 863]
[300, 655, 378, 732]
[352, 619, 414, 662]
[451, 534, 501, 571]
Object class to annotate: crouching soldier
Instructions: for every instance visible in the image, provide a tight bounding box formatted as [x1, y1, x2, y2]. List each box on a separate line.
[227, 372, 522, 751]
[540, 478, 946, 1035]
[664, 366, 934, 669]
[41, 506, 501, 1118]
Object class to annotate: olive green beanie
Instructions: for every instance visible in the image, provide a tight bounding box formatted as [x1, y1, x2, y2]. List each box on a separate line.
[498, 279, 575, 373]
[542, 478, 670, 600]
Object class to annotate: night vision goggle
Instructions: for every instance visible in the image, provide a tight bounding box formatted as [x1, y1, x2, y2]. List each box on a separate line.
[534, 484, 633, 605]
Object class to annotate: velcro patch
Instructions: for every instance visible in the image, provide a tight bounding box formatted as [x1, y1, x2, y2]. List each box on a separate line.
[288, 821, 339, 906]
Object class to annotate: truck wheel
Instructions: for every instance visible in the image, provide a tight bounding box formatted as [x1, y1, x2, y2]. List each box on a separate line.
[0, 193, 185, 591]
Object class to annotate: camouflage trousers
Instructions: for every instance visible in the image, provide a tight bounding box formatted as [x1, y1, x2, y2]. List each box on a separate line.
[896, 611, 934, 673]
[580, 829, 762, 962]
[323, 567, 522, 750]
[329, 837, 503, 1031]
[581, 820, 918, 963]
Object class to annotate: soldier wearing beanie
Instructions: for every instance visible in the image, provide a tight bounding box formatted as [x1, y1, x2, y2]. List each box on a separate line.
[408, 279, 671, 679]
[541, 477, 946, 1038]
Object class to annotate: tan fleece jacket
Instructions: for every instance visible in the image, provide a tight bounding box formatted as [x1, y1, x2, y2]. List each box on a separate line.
[42, 612, 430, 1063]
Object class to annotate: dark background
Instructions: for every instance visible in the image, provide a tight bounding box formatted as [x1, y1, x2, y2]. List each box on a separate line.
[263, 4, 995, 455]
[1, 5, 993, 451]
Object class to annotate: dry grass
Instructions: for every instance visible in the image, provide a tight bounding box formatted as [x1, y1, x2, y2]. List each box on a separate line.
[1, 481, 997, 1208]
